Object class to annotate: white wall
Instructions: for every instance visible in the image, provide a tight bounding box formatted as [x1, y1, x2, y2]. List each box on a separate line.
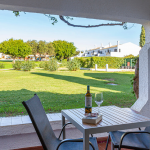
[110, 52, 123, 57]
[85, 42, 141, 57]
[0, 53, 2, 58]
[119, 42, 140, 57]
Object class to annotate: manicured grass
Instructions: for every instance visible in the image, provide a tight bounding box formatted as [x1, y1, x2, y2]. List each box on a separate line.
[0, 60, 13, 69]
[0, 60, 41, 69]
[0, 69, 136, 117]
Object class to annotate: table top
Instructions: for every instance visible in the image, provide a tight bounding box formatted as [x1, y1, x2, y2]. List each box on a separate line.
[62, 106, 150, 134]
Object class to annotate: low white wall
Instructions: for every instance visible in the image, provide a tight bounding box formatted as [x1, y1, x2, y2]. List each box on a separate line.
[0, 120, 108, 150]
[0, 120, 76, 150]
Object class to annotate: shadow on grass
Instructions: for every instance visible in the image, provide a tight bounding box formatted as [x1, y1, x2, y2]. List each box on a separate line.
[31, 72, 133, 93]
[84, 72, 133, 83]
[0, 87, 136, 117]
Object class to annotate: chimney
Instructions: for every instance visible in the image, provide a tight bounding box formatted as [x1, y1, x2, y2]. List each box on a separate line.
[109, 42, 111, 47]
[117, 41, 119, 52]
[101, 43, 103, 49]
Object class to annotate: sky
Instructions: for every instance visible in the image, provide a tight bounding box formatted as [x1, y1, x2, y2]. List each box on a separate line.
[0, 10, 142, 51]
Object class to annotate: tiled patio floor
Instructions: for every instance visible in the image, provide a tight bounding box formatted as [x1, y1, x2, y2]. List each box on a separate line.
[97, 137, 132, 150]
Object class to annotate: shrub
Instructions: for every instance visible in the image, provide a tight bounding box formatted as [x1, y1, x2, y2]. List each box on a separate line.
[91, 57, 124, 69]
[44, 59, 58, 71]
[75, 57, 92, 68]
[44, 61, 49, 70]
[39, 62, 45, 68]
[67, 59, 80, 71]
[31, 62, 38, 69]
[124, 54, 135, 59]
[59, 59, 68, 67]
[76, 57, 124, 69]
[21, 61, 32, 71]
[0, 63, 5, 68]
[12, 61, 22, 70]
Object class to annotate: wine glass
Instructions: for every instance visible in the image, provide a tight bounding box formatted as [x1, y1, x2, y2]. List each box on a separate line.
[95, 92, 103, 116]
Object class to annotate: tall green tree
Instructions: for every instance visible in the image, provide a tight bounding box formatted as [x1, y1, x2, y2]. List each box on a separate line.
[46, 42, 55, 57]
[139, 26, 145, 47]
[52, 40, 76, 60]
[0, 39, 31, 63]
[26, 40, 38, 60]
[37, 40, 47, 60]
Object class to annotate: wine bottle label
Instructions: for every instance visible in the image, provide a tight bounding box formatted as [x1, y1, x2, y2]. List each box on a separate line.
[85, 96, 92, 108]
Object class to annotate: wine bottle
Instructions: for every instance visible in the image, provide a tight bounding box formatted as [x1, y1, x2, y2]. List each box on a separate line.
[85, 85, 92, 113]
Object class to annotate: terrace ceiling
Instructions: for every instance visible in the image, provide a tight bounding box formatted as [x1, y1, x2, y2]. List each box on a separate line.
[0, 0, 150, 24]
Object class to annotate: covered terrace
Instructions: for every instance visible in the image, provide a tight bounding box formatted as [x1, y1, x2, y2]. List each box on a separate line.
[0, 0, 150, 149]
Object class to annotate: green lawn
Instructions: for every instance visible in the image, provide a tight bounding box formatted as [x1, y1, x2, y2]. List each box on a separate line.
[0, 69, 136, 117]
[0, 60, 13, 69]
[0, 60, 41, 69]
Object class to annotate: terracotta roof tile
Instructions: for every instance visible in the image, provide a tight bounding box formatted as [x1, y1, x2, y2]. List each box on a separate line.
[88, 45, 118, 51]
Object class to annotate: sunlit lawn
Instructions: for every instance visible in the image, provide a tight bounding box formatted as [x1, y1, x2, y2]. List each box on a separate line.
[0, 69, 136, 117]
[0, 60, 13, 69]
[0, 60, 40, 69]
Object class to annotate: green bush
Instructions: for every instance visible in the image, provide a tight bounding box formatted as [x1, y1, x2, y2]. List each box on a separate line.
[12, 61, 22, 70]
[76, 57, 124, 69]
[43, 59, 58, 71]
[124, 54, 135, 59]
[0, 63, 5, 68]
[21, 61, 32, 71]
[39, 62, 45, 68]
[59, 59, 68, 67]
[31, 62, 38, 69]
[75, 57, 91, 68]
[44, 61, 49, 70]
[67, 59, 80, 71]
[91, 57, 124, 69]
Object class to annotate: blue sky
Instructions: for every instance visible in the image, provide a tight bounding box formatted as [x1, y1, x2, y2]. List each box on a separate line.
[0, 10, 142, 50]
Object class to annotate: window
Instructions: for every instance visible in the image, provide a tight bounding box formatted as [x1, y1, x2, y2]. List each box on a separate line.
[119, 49, 121, 52]
[114, 49, 117, 52]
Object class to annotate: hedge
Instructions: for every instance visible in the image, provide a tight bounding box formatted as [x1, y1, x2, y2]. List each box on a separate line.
[75, 57, 124, 69]
[75, 57, 92, 68]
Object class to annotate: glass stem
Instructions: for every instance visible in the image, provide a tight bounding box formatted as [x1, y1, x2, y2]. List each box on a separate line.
[98, 105, 100, 115]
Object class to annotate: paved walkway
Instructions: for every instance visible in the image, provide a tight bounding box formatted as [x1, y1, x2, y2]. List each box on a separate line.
[0, 113, 61, 126]
[81, 68, 135, 72]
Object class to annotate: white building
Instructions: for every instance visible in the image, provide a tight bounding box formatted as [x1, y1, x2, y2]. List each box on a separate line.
[77, 41, 141, 57]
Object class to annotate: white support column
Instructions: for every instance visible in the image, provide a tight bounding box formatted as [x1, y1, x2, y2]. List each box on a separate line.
[106, 64, 108, 72]
[95, 64, 97, 71]
[131, 22, 150, 118]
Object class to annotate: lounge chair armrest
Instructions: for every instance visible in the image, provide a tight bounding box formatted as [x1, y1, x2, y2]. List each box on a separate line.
[56, 138, 95, 150]
[58, 122, 72, 139]
[119, 131, 150, 150]
[58, 122, 93, 139]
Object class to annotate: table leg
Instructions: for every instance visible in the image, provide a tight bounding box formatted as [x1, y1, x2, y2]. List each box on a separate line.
[83, 131, 89, 150]
[111, 141, 114, 150]
[62, 114, 65, 140]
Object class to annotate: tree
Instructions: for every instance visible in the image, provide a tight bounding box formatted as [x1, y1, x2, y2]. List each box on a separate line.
[52, 40, 76, 60]
[37, 40, 47, 60]
[139, 26, 145, 47]
[13, 11, 128, 29]
[0, 39, 31, 63]
[74, 51, 80, 56]
[46, 42, 55, 57]
[26, 40, 38, 60]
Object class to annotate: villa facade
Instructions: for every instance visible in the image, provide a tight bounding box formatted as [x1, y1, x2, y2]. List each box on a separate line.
[77, 41, 141, 58]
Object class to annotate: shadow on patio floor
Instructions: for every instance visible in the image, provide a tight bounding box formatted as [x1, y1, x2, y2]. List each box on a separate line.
[97, 136, 133, 150]
[14, 136, 132, 150]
